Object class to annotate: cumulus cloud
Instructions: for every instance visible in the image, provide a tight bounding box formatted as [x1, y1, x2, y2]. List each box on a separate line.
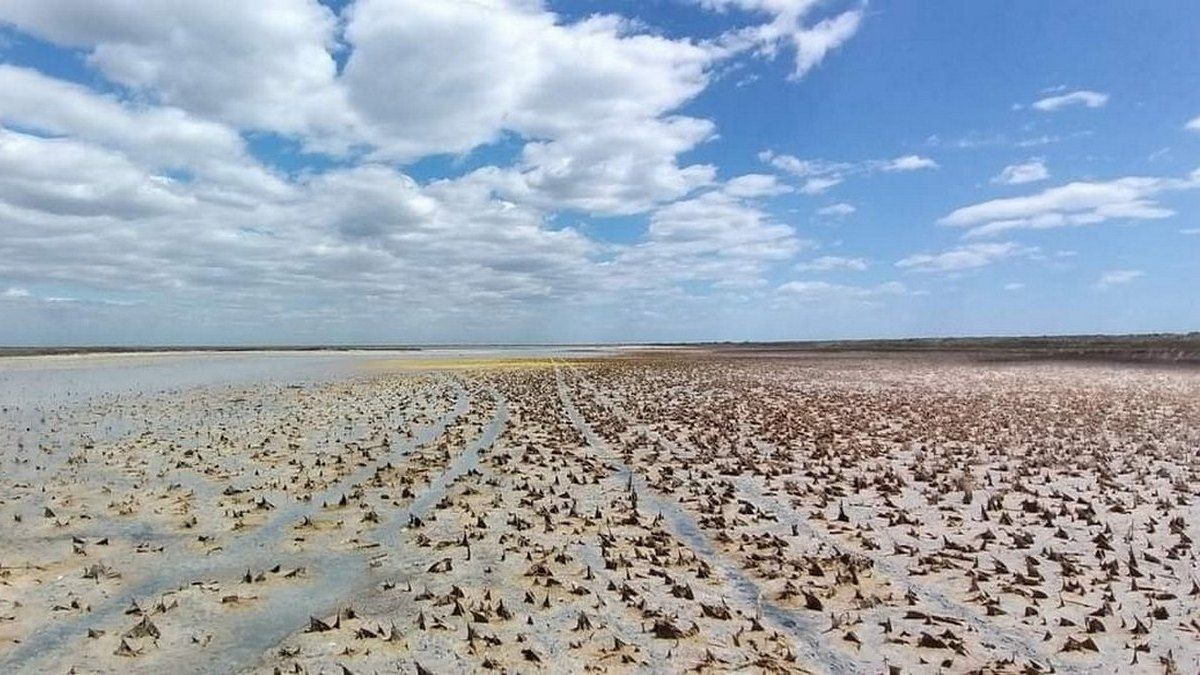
[992, 160, 1049, 185]
[0, 0, 352, 142]
[940, 169, 1200, 238]
[896, 242, 1037, 273]
[467, 116, 718, 215]
[0, 133, 802, 335]
[0, 65, 291, 203]
[1094, 269, 1142, 289]
[794, 255, 868, 272]
[0, 0, 723, 170]
[1031, 89, 1109, 112]
[633, 187, 806, 283]
[344, 2, 714, 161]
[0, 128, 196, 219]
[1187, 115, 1200, 132]
[0, 0, 874, 341]
[0, 140, 602, 319]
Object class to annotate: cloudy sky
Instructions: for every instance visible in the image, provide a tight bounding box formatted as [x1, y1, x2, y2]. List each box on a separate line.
[0, 1, 1197, 345]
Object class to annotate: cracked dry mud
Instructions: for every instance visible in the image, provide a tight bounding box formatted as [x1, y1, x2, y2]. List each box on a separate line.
[1, 349, 1197, 674]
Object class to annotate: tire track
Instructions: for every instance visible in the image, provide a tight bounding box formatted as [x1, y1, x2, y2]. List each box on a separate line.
[555, 366, 871, 675]
[572, 364, 1076, 674]
[0, 378, 469, 672]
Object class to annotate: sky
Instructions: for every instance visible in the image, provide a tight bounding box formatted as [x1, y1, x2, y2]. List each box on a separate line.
[0, 0, 1197, 345]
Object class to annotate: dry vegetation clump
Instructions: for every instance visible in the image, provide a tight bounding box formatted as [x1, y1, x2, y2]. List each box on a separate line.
[2, 353, 1196, 673]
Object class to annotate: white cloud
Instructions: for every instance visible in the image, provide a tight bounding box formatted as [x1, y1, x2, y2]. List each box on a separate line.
[1031, 89, 1109, 112]
[761, 150, 936, 194]
[1003, 282, 1024, 291]
[800, 176, 842, 194]
[794, 255, 868, 272]
[700, 1, 863, 78]
[0, 286, 136, 307]
[642, 189, 801, 262]
[1186, 116, 1200, 132]
[816, 202, 856, 217]
[0, 0, 721, 174]
[928, 130, 1092, 150]
[0, 0, 872, 341]
[1181, 228, 1200, 235]
[0, 121, 612, 323]
[722, 173, 792, 198]
[0, 0, 352, 142]
[467, 116, 718, 215]
[787, 10, 863, 78]
[777, 279, 907, 301]
[759, 151, 851, 177]
[880, 154, 938, 172]
[0, 128, 196, 219]
[595, 187, 807, 293]
[896, 241, 1037, 273]
[344, 3, 714, 161]
[992, 160, 1048, 185]
[0, 65, 291, 203]
[1095, 269, 1142, 289]
[941, 169, 1200, 238]
[341, 1, 733, 216]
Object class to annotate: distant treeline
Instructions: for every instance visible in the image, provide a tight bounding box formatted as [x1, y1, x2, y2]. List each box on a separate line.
[692, 333, 1200, 365]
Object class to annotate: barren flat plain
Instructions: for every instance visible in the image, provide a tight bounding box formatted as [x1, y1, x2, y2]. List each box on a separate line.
[1, 345, 1198, 674]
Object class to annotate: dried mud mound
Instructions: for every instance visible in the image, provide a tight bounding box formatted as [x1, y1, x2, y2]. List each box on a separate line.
[1, 354, 1197, 673]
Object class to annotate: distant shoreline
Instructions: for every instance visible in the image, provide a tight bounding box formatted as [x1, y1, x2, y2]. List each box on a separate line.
[1, 332, 1197, 364]
[0, 345, 423, 358]
[690, 333, 1200, 366]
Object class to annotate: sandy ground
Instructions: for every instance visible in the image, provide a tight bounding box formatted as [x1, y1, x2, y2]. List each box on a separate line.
[1, 351, 1197, 674]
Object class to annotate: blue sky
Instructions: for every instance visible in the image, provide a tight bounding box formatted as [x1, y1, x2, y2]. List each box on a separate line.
[0, 1, 1197, 345]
